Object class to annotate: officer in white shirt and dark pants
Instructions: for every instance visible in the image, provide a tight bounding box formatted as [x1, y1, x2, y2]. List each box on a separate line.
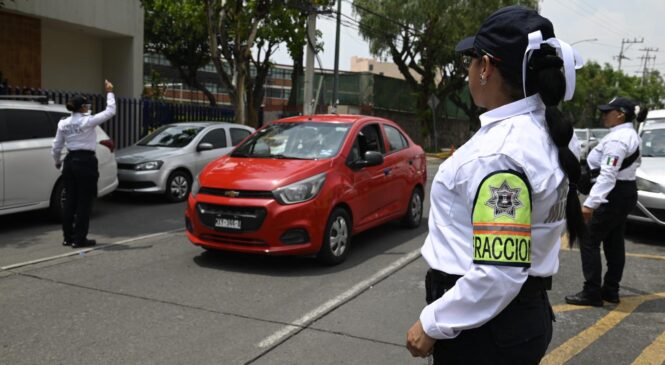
[406, 6, 587, 364]
[52, 80, 115, 248]
[565, 97, 645, 306]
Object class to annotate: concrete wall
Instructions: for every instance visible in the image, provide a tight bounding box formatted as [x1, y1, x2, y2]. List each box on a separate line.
[2, 0, 143, 97]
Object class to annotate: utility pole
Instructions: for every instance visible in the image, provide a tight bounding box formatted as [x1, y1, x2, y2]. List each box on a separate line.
[614, 38, 643, 88]
[331, 0, 342, 114]
[638, 47, 659, 86]
[303, 9, 316, 115]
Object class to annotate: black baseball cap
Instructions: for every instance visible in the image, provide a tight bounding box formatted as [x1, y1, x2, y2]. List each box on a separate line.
[598, 97, 636, 114]
[455, 6, 555, 74]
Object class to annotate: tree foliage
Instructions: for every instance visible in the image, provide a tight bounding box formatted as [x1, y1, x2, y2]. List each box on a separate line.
[141, 0, 217, 105]
[563, 61, 665, 128]
[352, 0, 537, 147]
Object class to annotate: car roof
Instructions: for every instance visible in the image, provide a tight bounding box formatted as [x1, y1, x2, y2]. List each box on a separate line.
[646, 109, 665, 120]
[273, 114, 393, 125]
[0, 99, 68, 112]
[166, 121, 253, 129]
[643, 122, 665, 131]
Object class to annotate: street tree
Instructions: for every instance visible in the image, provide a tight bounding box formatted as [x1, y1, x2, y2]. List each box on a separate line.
[142, 0, 217, 105]
[352, 0, 536, 147]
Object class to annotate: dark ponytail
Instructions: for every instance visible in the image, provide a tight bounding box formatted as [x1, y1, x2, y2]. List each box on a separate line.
[66, 101, 76, 112]
[637, 107, 648, 123]
[498, 45, 587, 245]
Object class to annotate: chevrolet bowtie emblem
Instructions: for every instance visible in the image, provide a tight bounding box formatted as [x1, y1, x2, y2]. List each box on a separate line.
[224, 190, 240, 198]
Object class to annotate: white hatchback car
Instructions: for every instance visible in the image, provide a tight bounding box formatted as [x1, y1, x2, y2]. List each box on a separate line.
[0, 96, 118, 219]
[629, 122, 665, 226]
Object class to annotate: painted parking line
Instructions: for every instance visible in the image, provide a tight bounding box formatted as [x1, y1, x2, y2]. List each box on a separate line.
[542, 292, 665, 365]
[0, 229, 184, 271]
[255, 248, 422, 350]
[631, 330, 665, 365]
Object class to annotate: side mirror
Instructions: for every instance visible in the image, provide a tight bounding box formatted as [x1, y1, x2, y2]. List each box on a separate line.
[350, 150, 383, 169]
[197, 142, 213, 152]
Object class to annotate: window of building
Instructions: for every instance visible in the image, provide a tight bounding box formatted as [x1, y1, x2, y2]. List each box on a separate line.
[369, 64, 374, 71]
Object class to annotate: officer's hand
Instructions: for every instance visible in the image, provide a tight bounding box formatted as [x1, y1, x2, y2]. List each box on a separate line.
[104, 79, 114, 92]
[582, 206, 594, 222]
[406, 319, 436, 358]
[55, 162, 62, 170]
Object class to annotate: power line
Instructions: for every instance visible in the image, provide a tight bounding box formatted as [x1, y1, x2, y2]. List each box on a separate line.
[568, 0, 636, 39]
[554, 1, 625, 38]
[343, 0, 421, 37]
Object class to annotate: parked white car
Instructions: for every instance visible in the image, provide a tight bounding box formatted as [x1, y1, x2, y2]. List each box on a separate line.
[629, 122, 665, 226]
[0, 96, 118, 219]
[115, 122, 254, 202]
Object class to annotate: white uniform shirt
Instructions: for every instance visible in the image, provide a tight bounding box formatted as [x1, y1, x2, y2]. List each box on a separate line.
[583, 122, 640, 209]
[52, 92, 116, 163]
[420, 95, 573, 339]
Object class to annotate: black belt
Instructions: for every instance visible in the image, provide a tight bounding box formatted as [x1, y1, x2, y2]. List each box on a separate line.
[428, 269, 552, 294]
[68, 150, 95, 155]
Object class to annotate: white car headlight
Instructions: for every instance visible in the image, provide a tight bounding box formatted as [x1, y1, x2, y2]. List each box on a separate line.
[191, 176, 200, 198]
[273, 173, 326, 205]
[636, 176, 664, 194]
[135, 160, 163, 171]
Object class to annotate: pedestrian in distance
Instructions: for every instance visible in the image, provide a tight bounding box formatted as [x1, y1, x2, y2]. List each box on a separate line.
[565, 97, 646, 307]
[405, 6, 586, 364]
[52, 79, 116, 248]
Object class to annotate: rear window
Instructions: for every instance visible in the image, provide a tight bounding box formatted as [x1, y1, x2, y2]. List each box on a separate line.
[0, 109, 55, 142]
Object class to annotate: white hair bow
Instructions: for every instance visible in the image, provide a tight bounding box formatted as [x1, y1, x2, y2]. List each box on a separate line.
[522, 30, 584, 101]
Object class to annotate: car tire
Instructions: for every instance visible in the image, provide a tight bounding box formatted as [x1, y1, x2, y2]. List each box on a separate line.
[49, 179, 65, 222]
[317, 207, 352, 265]
[401, 186, 423, 228]
[165, 170, 191, 203]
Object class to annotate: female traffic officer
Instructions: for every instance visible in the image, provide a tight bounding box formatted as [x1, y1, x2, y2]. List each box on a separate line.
[406, 6, 586, 364]
[52, 80, 115, 248]
[565, 97, 644, 306]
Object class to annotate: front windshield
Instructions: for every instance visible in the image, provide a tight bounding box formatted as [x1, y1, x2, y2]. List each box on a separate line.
[575, 130, 588, 140]
[641, 129, 665, 157]
[232, 122, 351, 160]
[137, 125, 204, 148]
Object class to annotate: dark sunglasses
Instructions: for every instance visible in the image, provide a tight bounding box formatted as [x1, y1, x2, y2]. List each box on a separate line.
[460, 48, 502, 69]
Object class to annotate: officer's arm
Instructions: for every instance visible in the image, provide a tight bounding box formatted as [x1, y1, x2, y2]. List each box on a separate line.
[83, 92, 116, 128]
[583, 140, 627, 209]
[51, 125, 65, 165]
[419, 162, 531, 339]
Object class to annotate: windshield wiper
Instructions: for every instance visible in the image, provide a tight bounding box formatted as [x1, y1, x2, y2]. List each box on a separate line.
[268, 154, 311, 160]
[230, 151, 250, 157]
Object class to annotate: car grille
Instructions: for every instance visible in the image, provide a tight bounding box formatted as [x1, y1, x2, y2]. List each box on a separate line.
[118, 181, 156, 189]
[199, 187, 274, 199]
[117, 163, 135, 170]
[196, 203, 267, 233]
[200, 234, 268, 247]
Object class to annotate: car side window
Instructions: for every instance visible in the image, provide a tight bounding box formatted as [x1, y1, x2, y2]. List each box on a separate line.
[230, 128, 251, 146]
[47, 112, 69, 129]
[0, 110, 54, 142]
[384, 124, 408, 152]
[199, 128, 228, 149]
[347, 124, 385, 164]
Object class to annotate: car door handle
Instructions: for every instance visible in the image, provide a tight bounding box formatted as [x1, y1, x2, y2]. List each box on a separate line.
[383, 167, 392, 176]
[408, 159, 414, 165]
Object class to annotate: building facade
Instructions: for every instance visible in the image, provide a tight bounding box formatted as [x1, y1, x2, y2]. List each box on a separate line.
[0, 0, 144, 97]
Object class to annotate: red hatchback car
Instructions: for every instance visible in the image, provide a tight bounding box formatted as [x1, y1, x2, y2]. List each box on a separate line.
[185, 114, 427, 264]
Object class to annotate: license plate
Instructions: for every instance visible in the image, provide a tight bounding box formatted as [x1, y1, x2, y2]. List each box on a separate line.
[215, 217, 241, 230]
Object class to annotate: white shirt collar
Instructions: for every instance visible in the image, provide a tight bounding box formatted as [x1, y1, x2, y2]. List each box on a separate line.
[479, 94, 545, 127]
[610, 122, 634, 132]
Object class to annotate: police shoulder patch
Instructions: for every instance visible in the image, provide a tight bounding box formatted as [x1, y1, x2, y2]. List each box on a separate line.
[472, 170, 532, 268]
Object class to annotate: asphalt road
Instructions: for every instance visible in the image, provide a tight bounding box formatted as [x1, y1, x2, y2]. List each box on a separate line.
[1, 160, 663, 364]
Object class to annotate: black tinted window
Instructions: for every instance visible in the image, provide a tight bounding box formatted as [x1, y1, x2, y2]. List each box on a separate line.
[230, 128, 251, 146]
[384, 125, 408, 151]
[200, 128, 227, 149]
[0, 109, 54, 142]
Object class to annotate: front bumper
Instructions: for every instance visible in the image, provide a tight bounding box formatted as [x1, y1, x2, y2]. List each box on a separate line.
[116, 168, 166, 193]
[627, 191, 665, 226]
[185, 192, 330, 256]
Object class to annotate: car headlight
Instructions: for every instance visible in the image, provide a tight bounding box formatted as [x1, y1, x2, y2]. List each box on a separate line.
[273, 173, 326, 205]
[636, 176, 664, 194]
[191, 176, 200, 198]
[135, 160, 163, 171]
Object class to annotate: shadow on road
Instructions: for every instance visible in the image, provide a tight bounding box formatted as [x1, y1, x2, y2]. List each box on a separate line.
[191, 219, 429, 276]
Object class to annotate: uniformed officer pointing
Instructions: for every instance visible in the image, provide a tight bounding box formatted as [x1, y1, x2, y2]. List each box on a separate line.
[406, 6, 586, 364]
[52, 80, 116, 248]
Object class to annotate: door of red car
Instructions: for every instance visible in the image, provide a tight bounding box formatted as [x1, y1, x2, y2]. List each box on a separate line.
[346, 123, 393, 227]
[381, 123, 411, 215]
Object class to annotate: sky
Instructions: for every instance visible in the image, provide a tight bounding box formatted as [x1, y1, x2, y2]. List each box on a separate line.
[271, 0, 665, 78]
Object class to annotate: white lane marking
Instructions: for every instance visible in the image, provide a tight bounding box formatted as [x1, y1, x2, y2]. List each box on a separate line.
[1, 229, 185, 271]
[257, 248, 422, 349]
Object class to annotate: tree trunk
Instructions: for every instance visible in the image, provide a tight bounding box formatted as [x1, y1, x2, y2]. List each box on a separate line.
[288, 54, 303, 108]
[235, 69, 247, 125]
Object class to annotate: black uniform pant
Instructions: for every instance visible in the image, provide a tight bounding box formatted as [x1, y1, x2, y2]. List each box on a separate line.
[425, 270, 554, 365]
[581, 180, 638, 295]
[62, 151, 99, 243]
